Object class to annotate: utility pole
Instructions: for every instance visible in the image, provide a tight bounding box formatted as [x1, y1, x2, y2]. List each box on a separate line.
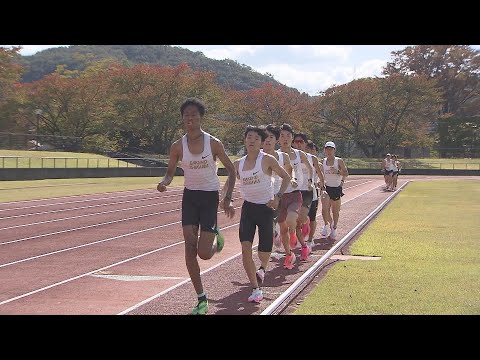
[35, 109, 42, 150]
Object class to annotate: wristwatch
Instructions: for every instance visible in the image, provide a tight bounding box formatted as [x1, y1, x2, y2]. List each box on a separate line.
[275, 192, 283, 200]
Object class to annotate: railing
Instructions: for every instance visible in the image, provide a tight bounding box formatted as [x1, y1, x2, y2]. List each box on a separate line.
[344, 159, 480, 170]
[0, 156, 164, 169]
[1, 156, 480, 170]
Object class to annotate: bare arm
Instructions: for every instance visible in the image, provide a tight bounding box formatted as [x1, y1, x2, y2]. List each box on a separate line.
[221, 160, 240, 200]
[157, 141, 181, 192]
[338, 158, 349, 180]
[300, 150, 313, 189]
[212, 138, 236, 218]
[283, 152, 297, 188]
[313, 155, 325, 188]
[265, 155, 290, 209]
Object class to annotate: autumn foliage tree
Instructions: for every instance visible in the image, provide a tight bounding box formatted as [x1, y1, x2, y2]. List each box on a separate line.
[312, 75, 442, 157]
[384, 45, 480, 157]
[108, 63, 223, 154]
[17, 63, 114, 151]
[0, 47, 24, 132]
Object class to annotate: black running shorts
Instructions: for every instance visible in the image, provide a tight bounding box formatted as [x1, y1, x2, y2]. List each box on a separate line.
[239, 201, 274, 253]
[182, 188, 219, 233]
[325, 185, 344, 201]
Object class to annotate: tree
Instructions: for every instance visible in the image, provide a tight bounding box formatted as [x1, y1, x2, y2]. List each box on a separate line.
[384, 45, 480, 157]
[0, 46, 24, 132]
[311, 75, 442, 157]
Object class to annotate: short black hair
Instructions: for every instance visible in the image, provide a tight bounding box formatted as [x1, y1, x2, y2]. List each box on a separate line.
[180, 98, 206, 117]
[265, 124, 280, 140]
[306, 140, 318, 152]
[293, 132, 308, 143]
[244, 125, 267, 142]
[280, 123, 294, 135]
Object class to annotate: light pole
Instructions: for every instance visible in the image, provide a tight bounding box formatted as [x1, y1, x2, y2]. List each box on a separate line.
[35, 109, 42, 150]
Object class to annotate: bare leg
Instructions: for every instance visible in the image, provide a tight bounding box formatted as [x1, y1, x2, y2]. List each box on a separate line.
[241, 241, 258, 288]
[183, 225, 203, 295]
[295, 206, 309, 247]
[308, 219, 317, 241]
[258, 250, 271, 271]
[331, 199, 341, 229]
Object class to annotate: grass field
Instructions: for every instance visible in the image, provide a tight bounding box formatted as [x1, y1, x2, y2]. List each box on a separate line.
[0, 150, 132, 168]
[294, 180, 480, 315]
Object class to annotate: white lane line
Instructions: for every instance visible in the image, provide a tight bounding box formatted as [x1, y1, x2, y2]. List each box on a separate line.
[0, 221, 241, 307]
[0, 181, 379, 310]
[0, 240, 185, 306]
[118, 181, 381, 314]
[90, 274, 187, 281]
[0, 199, 182, 230]
[0, 193, 181, 220]
[0, 188, 183, 213]
[0, 186, 179, 207]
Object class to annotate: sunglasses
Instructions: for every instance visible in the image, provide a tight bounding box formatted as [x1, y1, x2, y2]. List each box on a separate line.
[294, 139, 305, 144]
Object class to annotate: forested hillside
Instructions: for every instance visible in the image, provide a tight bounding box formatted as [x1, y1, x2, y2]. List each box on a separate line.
[19, 45, 281, 91]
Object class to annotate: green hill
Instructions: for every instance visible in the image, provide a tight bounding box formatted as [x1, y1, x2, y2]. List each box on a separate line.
[19, 45, 281, 91]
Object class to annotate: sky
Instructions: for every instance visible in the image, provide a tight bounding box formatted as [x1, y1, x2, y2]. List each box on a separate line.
[2, 45, 480, 96]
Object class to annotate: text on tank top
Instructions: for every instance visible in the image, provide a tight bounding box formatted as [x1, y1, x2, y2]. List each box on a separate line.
[323, 157, 342, 187]
[238, 152, 274, 204]
[181, 132, 220, 191]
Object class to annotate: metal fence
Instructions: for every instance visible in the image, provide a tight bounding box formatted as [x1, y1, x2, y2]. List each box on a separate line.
[1, 156, 480, 170]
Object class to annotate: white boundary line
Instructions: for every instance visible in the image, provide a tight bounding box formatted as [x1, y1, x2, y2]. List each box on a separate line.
[118, 180, 379, 315]
[260, 180, 410, 315]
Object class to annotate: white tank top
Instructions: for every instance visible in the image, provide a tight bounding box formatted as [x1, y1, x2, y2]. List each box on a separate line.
[286, 149, 303, 193]
[181, 132, 220, 191]
[308, 153, 318, 201]
[298, 152, 314, 191]
[238, 152, 274, 204]
[272, 150, 284, 194]
[323, 157, 342, 187]
[385, 158, 395, 171]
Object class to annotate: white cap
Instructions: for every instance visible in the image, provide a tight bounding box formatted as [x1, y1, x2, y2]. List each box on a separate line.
[324, 141, 336, 149]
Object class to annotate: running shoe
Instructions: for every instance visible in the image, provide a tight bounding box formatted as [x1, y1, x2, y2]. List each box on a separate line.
[248, 288, 263, 303]
[301, 219, 310, 238]
[273, 223, 282, 250]
[308, 240, 315, 253]
[283, 251, 296, 269]
[300, 244, 310, 260]
[215, 226, 224, 253]
[191, 299, 209, 315]
[321, 224, 329, 237]
[330, 227, 337, 240]
[256, 268, 265, 286]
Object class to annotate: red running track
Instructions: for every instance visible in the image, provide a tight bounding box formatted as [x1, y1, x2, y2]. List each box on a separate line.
[0, 176, 420, 314]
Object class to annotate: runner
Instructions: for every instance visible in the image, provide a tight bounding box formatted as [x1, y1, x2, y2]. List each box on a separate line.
[305, 140, 325, 250]
[277, 124, 312, 268]
[382, 153, 394, 191]
[157, 97, 236, 315]
[320, 141, 349, 240]
[392, 154, 401, 190]
[263, 124, 293, 252]
[232, 125, 290, 303]
[292, 134, 324, 253]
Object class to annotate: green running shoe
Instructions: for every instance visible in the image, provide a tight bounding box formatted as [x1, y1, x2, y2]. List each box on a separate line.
[191, 299, 208, 315]
[215, 226, 224, 253]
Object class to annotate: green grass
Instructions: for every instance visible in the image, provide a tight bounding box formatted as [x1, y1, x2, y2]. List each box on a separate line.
[0, 176, 230, 202]
[0, 150, 132, 168]
[294, 180, 480, 314]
